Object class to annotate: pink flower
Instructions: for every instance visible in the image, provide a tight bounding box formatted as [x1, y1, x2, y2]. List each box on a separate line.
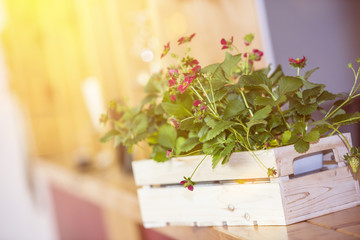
[187, 185, 194, 191]
[178, 33, 196, 45]
[161, 42, 170, 58]
[289, 56, 307, 69]
[200, 105, 207, 111]
[168, 78, 176, 87]
[180, 180, 186, 185]
[170, 94, 176, 102]
[183, 57, 199, 67]
[180, 179, 195, 191]
[244, 40, 250, 46]
[220, 36, 233, 50]
[177, 76, 193, 94]
[168, 68, 178, 76]
[170, 119, 179, 129]
[193, 99, 201, 107]
[253, 49, 263, 61]
[166, 149, 172, 158]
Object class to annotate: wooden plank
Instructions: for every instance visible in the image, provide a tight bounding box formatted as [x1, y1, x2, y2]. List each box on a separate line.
[132, 150, 276, 185]
[274, 133, 351, 177]
[280, 167, 360, 224]
[137, 182, 286, 227]
[307, 205, 360, 238]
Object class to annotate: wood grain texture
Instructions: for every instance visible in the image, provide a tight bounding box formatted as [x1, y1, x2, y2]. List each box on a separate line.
[132, 150, 276, 185]
[274, 133, 351, 177]
[307, 205, 360, 238]
[280, 166, 360, 224]
[138, 182, 286, 227]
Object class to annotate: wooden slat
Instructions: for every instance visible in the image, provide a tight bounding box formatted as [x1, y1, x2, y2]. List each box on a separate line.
[280, 166, 360, 224]
[137, 182, 286, 227]
[307, 205, 360, 238]
[132, 150, 276, 185]
[274, 133, 351, 177]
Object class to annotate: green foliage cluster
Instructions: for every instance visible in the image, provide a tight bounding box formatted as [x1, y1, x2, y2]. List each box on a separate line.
[100, 34, 360, 175]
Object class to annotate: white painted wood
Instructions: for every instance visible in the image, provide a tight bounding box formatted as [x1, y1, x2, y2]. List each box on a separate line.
[280, 166, 360, 224]
[137, 182, 286, 227]
[274, 133, 352, 176]
[132, 150, 277, 185]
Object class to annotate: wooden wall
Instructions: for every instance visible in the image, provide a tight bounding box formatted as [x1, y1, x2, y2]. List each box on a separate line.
[1, 0, 264, 162]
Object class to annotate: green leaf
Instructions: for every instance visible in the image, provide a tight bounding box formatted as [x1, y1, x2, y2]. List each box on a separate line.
[223, 99, 245, 119]
[269, 65, 284, 86]
[220, 142, 235, 160]
[246, 120, 267, 129]
[254, 96, 275, 106]
[296, 102, 318, 115]
[211, 67, 229, 90]
[158, 124, 177, 149]
[198, 125, 210, 139]
[201, 121, 234, 142]
[269, 114, 282, 130]
[133, 113, 148, 135]
[244, 33, 254, 45]
[175, 137, 186, 155]
[250, 105, 272, 122]
[180, 137, 201, 153]
[304, 67, 319, 81]
[144, 74, 161, 94]
[152, 146, 168, 162]
[161, 102, 190, 118]
[221, 52, 242, 78]
[204, 116, 218, 128]
[331, 112, 360, 126]
[211, 148, 223, 168]
[303, 130, 320, 142]
[278, 76, 303, 95]
[303, 86, 323, 100]
[294, 139, 310, 153]
[200, 63, 219, 74]
[281, 130, 292, 145]
[99, 129, 119, 143]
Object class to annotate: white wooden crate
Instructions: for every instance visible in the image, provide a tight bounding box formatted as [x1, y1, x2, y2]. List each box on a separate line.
[132, 133, 360, 227]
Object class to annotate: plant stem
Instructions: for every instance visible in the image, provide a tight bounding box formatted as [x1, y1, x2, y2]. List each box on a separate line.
[239, 89, 253, 117]
[190, 154, 208, 178]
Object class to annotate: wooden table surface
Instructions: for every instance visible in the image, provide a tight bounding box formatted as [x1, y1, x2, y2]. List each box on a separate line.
[34, 160, 360, 240]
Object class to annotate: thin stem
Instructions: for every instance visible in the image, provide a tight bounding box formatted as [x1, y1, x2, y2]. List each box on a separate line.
[239, 89, 253, 117]
[327, 124, 351, 151]
[190, 154, 208, 178]
[297, 67, 300, 77]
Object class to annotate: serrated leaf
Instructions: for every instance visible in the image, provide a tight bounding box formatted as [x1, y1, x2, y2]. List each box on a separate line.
[294, 139, 310, 153]
[303, 86, 323, 100]
[158, 124, 177, 149]
[175, 137, 186, 155]
[211, 148, 223, 168]
[198, 125, 210, 139]
[269, 115, 282, 130]
[254, 96, 275, 106]
[304, 67, 319, 80]
[220, 142, 235, 160]
[133, 113, 148, 135]
[331, 112, 360, 126]
[211, 67, 229, 90]
[296, 102, 318, 115]
[221, 52, 242, 78]
[99, 129, 119, 143]
[152, 146, 168, 162]
[246, 120, 267, 129]
[204, 116, 218, 128]
[180, 137, 201, 153]
[317, 91, 338, 103]
[223, 99, 245, 119]
[161, 102, 190, 118]
[144, 74, 161, 94]
[200, 63, 219, 74]
[278, 76, 303, 95]
[269, 65, 284, 86]
[201, 121, 234, 142]
[250, 105, 272, 122]
[303, 130, 320, 142]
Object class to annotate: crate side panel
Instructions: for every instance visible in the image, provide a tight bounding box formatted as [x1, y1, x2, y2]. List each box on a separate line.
[137, 183, 286, 227]
[281, 166, 360, 224]
[274, 133, 351, 177]
[132, 150, 276, 186]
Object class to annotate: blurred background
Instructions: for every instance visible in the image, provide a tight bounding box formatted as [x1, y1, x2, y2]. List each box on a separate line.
[0, 0, 359, 239]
